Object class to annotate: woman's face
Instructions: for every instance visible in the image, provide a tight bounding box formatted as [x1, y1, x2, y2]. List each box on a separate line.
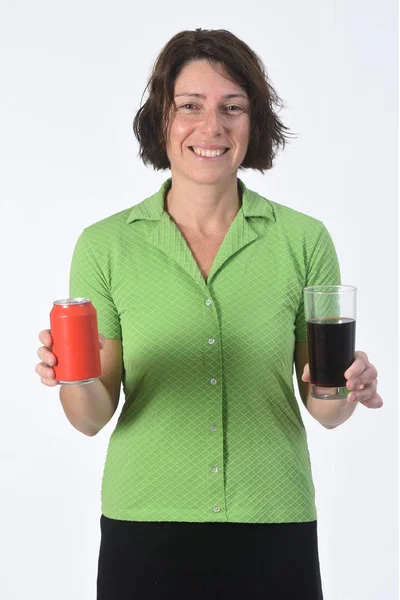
[165, 60, 251, 185]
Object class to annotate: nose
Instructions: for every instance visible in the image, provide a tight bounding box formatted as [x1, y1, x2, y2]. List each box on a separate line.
[200, 107, 225, 136]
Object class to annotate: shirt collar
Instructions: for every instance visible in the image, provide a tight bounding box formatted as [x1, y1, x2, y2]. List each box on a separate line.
[126, 177, 275, 224]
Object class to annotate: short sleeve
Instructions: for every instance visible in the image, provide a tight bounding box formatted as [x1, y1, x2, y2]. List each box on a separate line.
[294, 223, 341, 342]
[69, 229, 122, 339]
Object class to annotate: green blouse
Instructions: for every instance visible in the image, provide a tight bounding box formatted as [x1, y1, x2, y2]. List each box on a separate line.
[69, 177, 341, 523]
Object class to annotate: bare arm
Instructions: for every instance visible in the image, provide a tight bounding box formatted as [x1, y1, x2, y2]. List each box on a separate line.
[37, 330, 123, 436]
[294, 341, 357, 429]
[59, 338, 123, 436]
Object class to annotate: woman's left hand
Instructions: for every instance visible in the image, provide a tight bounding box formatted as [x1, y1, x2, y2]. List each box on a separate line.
[301, 350, 383, 409]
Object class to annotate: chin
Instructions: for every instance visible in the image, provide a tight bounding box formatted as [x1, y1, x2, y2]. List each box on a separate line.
[190, 174, 231, 186]
[174, 167, 237, 185]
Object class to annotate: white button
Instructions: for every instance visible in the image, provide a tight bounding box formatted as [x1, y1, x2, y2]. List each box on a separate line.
[205, 299, 212, 306]
[208, 338, 215, 345]
[210, 424, 217, 432]
[213, 506, 221, 513]
[212, 466, 219, 473]
[210, 378, 217, 385]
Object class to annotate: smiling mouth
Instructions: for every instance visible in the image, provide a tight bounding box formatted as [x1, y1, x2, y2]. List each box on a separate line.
[188, 147, 230, 157]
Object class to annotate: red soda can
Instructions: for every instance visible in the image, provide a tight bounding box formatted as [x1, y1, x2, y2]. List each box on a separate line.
[50, 298, 101, 385]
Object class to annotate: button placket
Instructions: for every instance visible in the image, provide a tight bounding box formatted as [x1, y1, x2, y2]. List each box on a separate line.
[203, 293, 225, 519]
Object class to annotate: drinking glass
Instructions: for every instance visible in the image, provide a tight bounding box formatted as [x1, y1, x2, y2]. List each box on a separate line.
[304, 285, 357, 399]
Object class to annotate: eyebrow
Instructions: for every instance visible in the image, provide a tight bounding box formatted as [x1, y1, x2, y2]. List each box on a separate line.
[174, 92, 248, 100]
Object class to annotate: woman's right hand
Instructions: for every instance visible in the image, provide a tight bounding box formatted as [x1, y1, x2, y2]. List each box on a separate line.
[36, 329, 106, 387]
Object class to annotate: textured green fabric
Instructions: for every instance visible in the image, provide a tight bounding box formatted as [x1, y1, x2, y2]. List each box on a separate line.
[69, 177, 341, 523]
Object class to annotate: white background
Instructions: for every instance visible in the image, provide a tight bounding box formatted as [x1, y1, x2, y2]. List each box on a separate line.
[0, 1, 398, 599]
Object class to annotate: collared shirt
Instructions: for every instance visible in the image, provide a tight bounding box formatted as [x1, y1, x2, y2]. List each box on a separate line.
[69, 177, 341, 523]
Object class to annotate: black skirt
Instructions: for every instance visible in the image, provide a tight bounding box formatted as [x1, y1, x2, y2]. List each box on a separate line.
[97, 515, 324, 600]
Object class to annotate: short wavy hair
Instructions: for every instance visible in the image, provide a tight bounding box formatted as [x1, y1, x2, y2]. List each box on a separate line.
[133, 28, 296, 174]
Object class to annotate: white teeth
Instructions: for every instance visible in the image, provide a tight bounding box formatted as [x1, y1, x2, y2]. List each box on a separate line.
[192, 147, 226, 157]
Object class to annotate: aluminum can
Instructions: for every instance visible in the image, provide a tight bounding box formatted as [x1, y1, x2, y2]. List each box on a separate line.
[50, 298, 101, 385]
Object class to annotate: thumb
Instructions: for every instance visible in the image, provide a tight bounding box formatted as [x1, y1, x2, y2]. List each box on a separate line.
[301, 363, 311, 382]
[98, 333, 106, 350]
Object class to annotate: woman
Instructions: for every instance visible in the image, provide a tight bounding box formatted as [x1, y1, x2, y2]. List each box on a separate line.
[36, 28, 382, 599]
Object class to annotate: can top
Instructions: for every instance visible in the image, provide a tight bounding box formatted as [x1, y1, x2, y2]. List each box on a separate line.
[53, 298, 91, 306]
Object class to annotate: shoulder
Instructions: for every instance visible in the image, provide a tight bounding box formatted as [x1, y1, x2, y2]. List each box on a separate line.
[80, 208, 133, 241]
[242, 180, 325, 235]
[252, 190, 332, 252]
[271, 200, 333, 248]
[70, 209, 135, 270]
[76, 182, 166, 245]
[243, 182, 337, 264]
[268, 198, 325, 234]
[73, 204, 145, 260]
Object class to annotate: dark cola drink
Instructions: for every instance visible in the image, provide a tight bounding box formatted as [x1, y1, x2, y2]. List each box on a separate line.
[306, 317, 356, 387]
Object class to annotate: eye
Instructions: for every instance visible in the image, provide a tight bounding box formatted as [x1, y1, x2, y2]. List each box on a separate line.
[178, 104, 245, 114]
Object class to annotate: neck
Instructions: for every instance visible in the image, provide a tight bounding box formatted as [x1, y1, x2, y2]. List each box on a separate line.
[164, 174, 242, 236]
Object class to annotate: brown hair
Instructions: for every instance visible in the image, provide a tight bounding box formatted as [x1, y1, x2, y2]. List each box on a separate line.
[133, 28, 297, 173]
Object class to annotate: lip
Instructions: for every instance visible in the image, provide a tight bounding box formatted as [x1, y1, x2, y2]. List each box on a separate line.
[188, 146, 230, 160]
[189, 145, 230, 151]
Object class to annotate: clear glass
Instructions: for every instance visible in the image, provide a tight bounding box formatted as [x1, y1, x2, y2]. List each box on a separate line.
[304, 285, 357, 399]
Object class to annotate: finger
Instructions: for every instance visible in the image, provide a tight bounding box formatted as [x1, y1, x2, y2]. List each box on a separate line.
[301, 364, 310, 381]
[348, 379, 377, 403]
[40, 376, 59, 388]
[37, 347, 57, 366]
[39, 329, 53, 349]
[346, 366, 378, 390]
[35, 362, 56, 380]
[98, 333, 105, 349]
[359, 393, 383, 409]
[344, 351, 370, 379]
